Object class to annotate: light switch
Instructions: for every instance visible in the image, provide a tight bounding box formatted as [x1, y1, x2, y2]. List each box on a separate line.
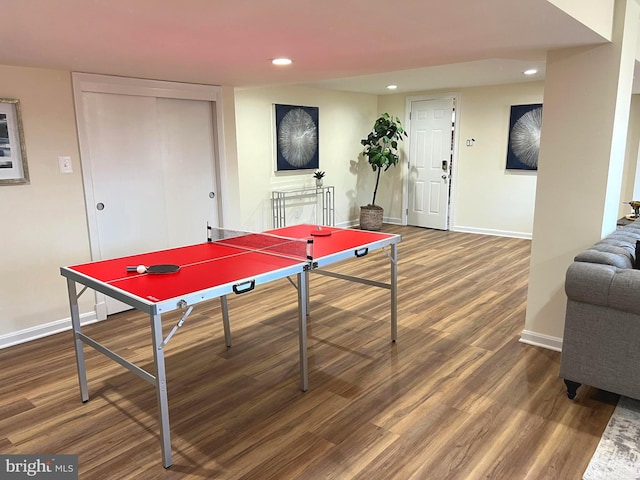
[58, 156, 73, 174]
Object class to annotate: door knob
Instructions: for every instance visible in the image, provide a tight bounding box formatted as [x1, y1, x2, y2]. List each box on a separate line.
[96, 202, 105, 210]
[441, 175, 447, 180]
[209, 192, 215, 199]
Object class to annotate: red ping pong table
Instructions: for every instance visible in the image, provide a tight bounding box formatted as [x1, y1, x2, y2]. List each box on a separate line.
[60, 224, 401, 468]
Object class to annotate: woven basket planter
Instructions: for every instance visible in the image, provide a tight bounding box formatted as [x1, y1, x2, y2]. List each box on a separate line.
[360, 205, 384, 231]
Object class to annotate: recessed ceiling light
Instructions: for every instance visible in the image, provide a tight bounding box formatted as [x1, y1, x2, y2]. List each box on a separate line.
[272, 58, 292, 66]
[523, 69, 538, 75]
[387, 84, 398, 90]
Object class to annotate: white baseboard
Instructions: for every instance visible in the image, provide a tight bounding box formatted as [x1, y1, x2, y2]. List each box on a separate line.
[519, 329, 563, 352]
[339, 219, 359, 228]
[383, 216, 402, 226]
[452, 225, 532, 240]
[0, 311, 100, 350]
[340, 217, 402, 229]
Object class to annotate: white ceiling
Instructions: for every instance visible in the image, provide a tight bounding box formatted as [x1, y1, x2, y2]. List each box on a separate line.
[0, 0, 612, 95]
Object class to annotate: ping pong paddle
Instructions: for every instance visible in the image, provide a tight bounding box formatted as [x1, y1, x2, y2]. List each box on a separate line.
[126, 264, 181, 274]
[310, 226, 332, 236]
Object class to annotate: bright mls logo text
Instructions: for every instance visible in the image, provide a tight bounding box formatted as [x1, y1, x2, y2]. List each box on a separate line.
[1, 455, 78, 479]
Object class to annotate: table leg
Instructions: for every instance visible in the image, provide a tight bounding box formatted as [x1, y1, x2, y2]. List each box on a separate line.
[150, 312, 172, 468]
[297, 272, 309, 391]
[220, 295, 232, 347]
[305, 270, 310, 316]
[391, 243, 398, 342]
[67, 278, 89, 402]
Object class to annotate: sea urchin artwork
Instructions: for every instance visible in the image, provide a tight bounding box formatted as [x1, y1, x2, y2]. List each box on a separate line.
[275, 104, 319, 171]
[506, 103, 543, 170]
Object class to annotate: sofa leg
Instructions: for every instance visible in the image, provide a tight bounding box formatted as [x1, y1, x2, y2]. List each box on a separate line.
[564, 379, 581, 400]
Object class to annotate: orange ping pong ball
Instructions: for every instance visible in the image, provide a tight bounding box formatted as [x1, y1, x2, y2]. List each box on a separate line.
[136, 265, 146, 274]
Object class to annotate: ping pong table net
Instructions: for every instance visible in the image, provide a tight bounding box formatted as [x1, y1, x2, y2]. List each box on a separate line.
[207, 227, 313, 263]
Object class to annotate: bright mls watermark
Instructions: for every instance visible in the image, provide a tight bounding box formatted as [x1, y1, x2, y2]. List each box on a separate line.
[0, 455, 78, 479]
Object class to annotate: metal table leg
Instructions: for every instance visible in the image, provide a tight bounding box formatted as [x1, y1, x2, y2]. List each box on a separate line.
[391, 243, 398, 342]
[150, 312, 172, 468]
[67, 278, 89, 402]
[297, 272, 309, 391]
[305, 270, 310, 316]
[220, 295, 232, 347]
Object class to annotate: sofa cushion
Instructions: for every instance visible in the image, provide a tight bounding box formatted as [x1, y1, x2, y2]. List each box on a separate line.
[599, 238, 635, 253]
[625, 223, 640, 235]
[607, 232, 640, 244]
[574, 248, 633, 269]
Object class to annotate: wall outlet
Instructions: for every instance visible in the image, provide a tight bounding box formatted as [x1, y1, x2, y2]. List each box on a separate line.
[58, 156, 73, 174]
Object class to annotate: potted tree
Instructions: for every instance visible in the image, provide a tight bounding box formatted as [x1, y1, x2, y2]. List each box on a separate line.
[359, 113, 407, 230]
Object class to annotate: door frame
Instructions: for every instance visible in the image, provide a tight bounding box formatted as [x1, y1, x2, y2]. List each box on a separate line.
[403, 92, 461, 228]
[72, 73, 229, 318]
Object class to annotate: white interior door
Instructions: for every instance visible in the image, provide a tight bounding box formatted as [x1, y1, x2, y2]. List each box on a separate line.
[84, 93, 169, 256]
[408, 98, 454, 229]
[156, 98, 219, 247]
[80, 93, 219, 316]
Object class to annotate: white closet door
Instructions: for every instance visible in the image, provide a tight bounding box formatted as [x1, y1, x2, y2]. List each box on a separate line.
[157, 97, 219, 247]
[84, 92, 169, 258]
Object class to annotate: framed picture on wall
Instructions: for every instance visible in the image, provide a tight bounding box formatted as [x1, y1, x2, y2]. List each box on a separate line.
[506, 103, 543, 171]
[0, 98, 29, 185]
[274, 104, 319, 172]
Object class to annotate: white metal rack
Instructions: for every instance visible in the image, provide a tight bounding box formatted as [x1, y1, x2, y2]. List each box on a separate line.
[271, 185, 335, 228]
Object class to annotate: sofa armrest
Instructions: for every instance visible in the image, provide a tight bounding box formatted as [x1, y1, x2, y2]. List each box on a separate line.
[565, 262, 615, 307]
[566, 262, 640, 315]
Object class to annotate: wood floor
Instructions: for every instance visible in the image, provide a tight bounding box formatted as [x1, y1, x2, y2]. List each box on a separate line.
[0, 226, 618, 479]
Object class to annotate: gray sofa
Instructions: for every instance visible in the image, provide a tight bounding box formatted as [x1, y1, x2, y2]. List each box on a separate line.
[560, 220, 640, 400]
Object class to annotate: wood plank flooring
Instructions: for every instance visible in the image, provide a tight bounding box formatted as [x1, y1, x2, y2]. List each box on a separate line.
[0, 226, 618, 479]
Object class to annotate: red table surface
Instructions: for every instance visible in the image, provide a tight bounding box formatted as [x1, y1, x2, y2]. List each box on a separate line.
[268, 224, 396, 258]
[66, 225, 396, 303]
[68, 243, 304, 303]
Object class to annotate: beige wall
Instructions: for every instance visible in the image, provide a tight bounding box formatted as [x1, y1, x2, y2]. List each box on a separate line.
[452, 83, 542, 237]
[234, 86, 377, 231]
[0, 65, 93, 342]
[218, 86, 242, 229]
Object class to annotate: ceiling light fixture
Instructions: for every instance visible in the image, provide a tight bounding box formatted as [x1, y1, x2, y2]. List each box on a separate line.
[272, 58, 292, 66]
[523, 69, 538, 75]
[387, 84, 398, 90]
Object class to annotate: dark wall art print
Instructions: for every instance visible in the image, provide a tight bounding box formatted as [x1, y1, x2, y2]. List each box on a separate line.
[506, 103, 543, 171]
[275, 104, 319, 172]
